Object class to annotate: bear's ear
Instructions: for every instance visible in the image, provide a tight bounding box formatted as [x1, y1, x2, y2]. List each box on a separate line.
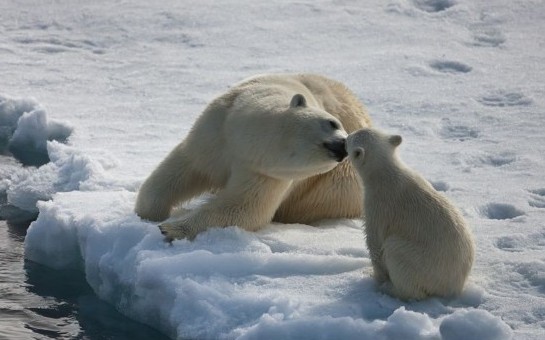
[290, 94, 307, 108]
[351, 147, 365, 160]
[389, 135, 402, 147]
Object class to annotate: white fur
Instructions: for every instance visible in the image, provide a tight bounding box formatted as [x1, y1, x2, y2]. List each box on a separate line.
[347, 128, 475, 300]
[135, 74, 371, 240]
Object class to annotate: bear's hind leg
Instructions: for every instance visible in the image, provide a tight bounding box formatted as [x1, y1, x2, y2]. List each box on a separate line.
[382, 236, 429, 301]
[274, 161, 362, 223]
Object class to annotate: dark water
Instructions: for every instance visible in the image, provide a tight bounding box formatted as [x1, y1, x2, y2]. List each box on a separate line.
[0, 220, 171, 340]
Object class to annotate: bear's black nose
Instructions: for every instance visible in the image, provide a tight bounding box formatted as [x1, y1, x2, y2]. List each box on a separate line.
[323, 138, 347, 162]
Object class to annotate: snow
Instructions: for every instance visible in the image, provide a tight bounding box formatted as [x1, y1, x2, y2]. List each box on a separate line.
[0, 0, 543, 338]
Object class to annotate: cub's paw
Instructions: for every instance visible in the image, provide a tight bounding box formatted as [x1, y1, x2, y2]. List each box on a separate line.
[158, 221, 198, 242]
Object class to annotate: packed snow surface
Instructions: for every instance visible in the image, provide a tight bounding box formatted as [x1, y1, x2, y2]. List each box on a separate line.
[1, 0, 544, 339]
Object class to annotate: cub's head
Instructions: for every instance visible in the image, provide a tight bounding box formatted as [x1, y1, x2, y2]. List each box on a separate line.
[346, 128, 402, 174]
[262, 93, 348, 179]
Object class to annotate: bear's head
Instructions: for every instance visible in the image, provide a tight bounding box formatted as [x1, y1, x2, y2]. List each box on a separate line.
[253, 93, 349, 180]
[346, 128, 402, 176]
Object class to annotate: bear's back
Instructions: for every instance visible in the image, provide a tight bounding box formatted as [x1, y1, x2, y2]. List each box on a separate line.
[232, 73, 371, 134]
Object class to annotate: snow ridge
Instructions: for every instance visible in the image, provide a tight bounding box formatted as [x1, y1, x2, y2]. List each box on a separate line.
[0, 94, 72, 167]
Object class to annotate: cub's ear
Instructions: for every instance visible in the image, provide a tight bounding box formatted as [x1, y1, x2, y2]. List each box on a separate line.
[290, 94, 307, 108]
[351, 147, 365, 160]
[389, 135, 402, 147]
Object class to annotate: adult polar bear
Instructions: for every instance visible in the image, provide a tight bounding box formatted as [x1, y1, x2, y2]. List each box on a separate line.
[135, 74, 372, 240]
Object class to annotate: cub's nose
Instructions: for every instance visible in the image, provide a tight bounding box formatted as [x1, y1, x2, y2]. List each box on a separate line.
[323, 138, 347, 162]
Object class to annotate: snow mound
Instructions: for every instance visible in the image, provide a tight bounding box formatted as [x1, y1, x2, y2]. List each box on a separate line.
[1, 141, 137, 222]
[440, 309, 513, 340]
[24, 187, 512, 339]
[0, 94, 72, 167]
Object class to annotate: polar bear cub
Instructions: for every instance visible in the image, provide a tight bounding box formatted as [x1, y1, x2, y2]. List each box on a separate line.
[346, 128, 475, 300]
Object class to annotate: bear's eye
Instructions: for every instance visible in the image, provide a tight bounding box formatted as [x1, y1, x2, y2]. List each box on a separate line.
[329, 120, 340, 130]
[353, 149, 362, 158]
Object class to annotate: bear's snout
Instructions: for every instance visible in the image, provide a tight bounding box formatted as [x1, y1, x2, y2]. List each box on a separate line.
[323, 138, 347, 162]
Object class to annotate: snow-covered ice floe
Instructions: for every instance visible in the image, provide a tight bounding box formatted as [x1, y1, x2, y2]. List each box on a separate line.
[24, 191, 511, 340]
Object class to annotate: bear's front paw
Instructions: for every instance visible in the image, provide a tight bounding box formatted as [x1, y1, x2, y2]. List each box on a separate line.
[158, 221, 198, 242]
